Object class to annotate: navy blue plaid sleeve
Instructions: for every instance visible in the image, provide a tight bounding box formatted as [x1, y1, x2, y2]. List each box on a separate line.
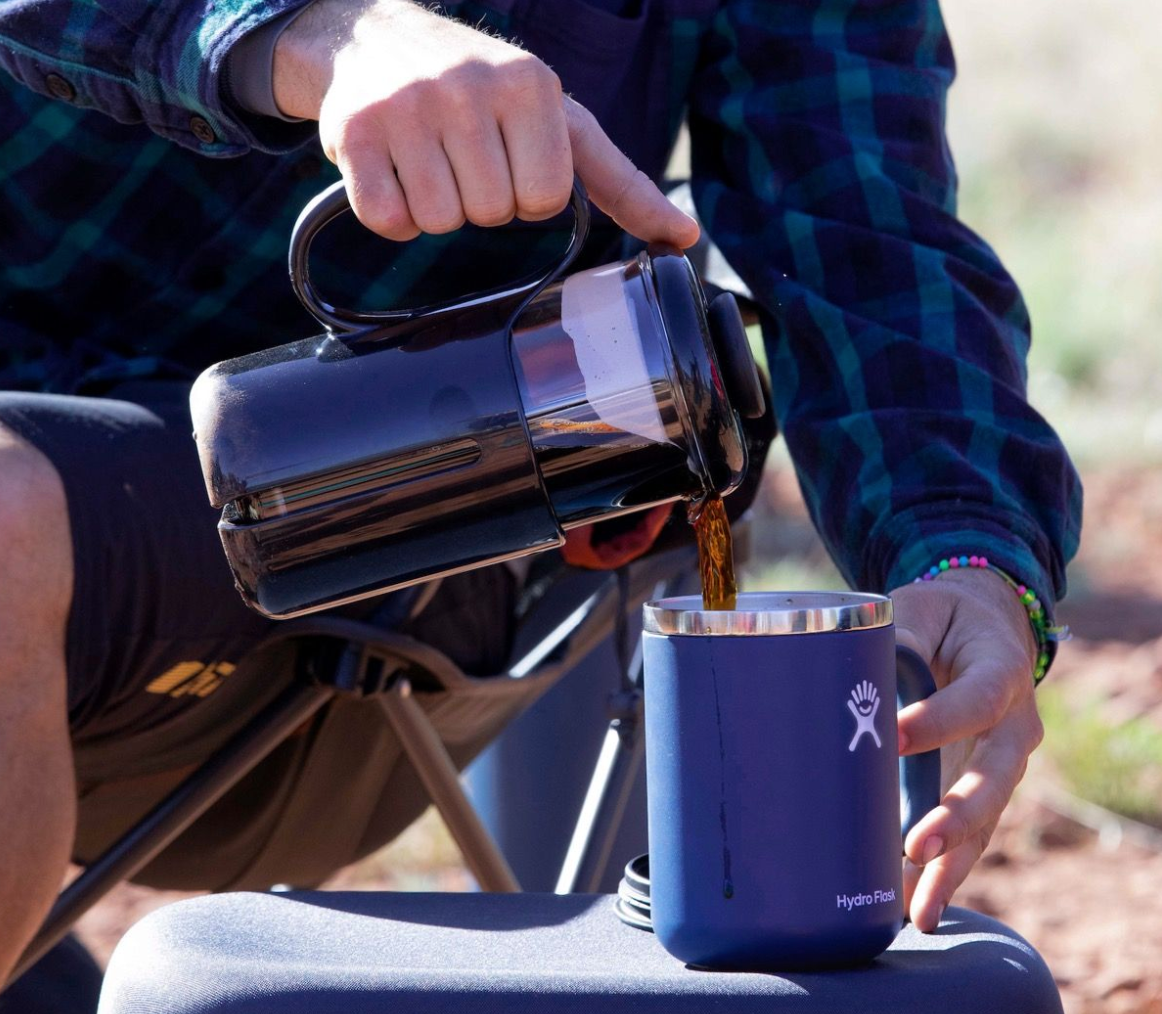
[689, 0, 1082, 609]
[0, 0, 314, 153]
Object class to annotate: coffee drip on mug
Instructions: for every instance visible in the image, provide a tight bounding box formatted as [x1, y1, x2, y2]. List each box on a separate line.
[190, 181, 766, 618]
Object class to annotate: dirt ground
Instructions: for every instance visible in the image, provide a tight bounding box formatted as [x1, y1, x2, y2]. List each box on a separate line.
[953, 468, 1162, 1014]
[69, 465, 1162, 1013]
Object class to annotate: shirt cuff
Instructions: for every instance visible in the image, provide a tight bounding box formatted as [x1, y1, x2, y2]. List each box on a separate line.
[222, 6, 310, 122]
[138, 0, 320, 156]
[867, 503, 1064, 639]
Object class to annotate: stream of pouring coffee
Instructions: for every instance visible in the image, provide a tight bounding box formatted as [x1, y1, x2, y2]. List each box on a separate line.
[691, 494, 737, 611]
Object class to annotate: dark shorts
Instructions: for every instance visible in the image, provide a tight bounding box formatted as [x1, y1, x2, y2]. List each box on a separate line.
[0, 381, 518, 741]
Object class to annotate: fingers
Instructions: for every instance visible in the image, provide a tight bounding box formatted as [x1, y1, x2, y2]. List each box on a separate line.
[335, 144, 420, 242]
[894, 575, 1036, 757]
[318, 2, 697, 247]
[904, 818, 999, 932]
[444, 118, 517, 227]
[889, 569, 1048, 933]
[901, 695, 1042, 932]
[393, 140, 466, 234]
[336, 91, 698, 246]
[565, 97, 700, 248]
[903, 699, 1038, 866]
[496, 64, 573, 222]
[897, 658, 1017, 757]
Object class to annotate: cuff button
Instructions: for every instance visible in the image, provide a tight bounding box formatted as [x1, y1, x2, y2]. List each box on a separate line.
[190, 115, 216, 144]
[45, 73, 77, 102]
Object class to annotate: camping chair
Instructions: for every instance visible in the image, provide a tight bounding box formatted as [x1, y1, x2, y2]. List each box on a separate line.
[13, 548, 691, 986]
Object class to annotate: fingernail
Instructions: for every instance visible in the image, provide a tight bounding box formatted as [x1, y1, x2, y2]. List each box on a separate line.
[921, 836, 944, 865]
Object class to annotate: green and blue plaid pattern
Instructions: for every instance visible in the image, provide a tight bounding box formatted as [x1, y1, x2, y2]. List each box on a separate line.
[0, 0, 1081, 617]
[686, 1, 1081, 606]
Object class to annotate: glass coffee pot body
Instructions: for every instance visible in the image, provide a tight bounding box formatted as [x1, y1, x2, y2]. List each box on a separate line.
[190, 182, 765, 618]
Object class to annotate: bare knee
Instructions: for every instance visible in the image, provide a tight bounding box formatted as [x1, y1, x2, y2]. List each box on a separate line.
[0, 426, 73, 659]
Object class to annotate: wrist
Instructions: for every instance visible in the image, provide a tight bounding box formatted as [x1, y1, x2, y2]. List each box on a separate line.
[271, 4, 332, 119]
[272, 0, 390, 119]
[912, 555, 1067, 683]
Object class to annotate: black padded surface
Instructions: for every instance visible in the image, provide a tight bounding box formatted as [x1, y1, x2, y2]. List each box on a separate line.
[98, 892, 1062, 1013]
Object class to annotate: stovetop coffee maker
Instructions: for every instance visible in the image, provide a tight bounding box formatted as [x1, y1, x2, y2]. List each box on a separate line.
[190, 181, 766, 618]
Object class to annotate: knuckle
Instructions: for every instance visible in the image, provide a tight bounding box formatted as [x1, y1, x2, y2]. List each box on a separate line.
[505, 54, 558, 98]
[451, 114, 492, 151]
[465, 196, 515, 227]
[607, 167, 650, 219]
[359, 204, 415, 241]
[920, 703, 951, 749]
[378, 85, 427, 125]
[975, 677, 1011, 730]
[976, 824, 996, 857]
[414, 205, 466, 235]
[347, 184, 415, 240]
[438, 74, 480, 118]
[517, 181, 570, 218]
[333, 109, 377, 148]
[937, 804, 970, 847]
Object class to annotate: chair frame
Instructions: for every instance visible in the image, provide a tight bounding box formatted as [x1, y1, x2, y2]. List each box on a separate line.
[11, 549, 692, 984]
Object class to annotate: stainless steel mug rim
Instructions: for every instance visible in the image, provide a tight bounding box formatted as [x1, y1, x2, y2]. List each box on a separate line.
[643, 592, 893, 636]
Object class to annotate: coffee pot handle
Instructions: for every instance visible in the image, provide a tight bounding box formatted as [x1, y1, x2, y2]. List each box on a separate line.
[288, 178, 591, 334]
[895, 644, 942, 844]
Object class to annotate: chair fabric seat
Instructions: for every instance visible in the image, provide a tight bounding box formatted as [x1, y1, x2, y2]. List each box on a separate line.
[98, 891, 1062, 1013]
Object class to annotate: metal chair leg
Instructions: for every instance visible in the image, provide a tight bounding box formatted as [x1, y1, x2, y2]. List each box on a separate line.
[378, 682, 520, 893]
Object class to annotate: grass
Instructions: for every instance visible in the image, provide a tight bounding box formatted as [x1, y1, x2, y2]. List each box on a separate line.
[1037, 690, 1162, 829]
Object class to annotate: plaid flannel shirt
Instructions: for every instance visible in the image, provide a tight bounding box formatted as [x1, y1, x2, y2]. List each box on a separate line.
[0, 0, 1081, 628]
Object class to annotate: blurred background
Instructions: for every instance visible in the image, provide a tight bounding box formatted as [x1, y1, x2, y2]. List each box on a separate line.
[73, 2, 1162, 1012]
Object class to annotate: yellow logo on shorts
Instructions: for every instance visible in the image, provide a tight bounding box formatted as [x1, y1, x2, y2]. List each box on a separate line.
[146, 661, 237, 698]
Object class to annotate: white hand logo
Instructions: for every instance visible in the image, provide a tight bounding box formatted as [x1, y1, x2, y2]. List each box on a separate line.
[847, 680, 882, 751]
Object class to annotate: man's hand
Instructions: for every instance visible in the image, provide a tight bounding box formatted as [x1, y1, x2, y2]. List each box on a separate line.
[272, 0, 699, 246]
[890, 567, 1043, 931]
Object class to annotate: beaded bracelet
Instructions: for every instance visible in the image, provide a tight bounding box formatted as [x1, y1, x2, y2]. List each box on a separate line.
[912, 555, 1069, 684]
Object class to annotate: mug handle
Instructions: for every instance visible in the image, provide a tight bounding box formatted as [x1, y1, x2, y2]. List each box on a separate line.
[288, 177, 592, 334]
[895, 644, 942, 844]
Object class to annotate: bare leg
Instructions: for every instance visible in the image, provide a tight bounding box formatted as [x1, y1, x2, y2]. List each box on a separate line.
[0, 425, 77, 984]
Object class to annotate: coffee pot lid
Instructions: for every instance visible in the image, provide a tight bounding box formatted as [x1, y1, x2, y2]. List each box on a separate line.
[647, 248, 762, 497]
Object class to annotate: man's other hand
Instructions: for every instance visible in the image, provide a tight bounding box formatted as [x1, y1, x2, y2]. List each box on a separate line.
[272, 0, 699, 246]
[890, 567, 1043, 932]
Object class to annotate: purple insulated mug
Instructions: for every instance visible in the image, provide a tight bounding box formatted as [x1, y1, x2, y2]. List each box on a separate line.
[642, 592, 941, 970]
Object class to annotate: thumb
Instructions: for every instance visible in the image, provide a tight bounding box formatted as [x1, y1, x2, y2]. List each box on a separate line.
[564, 97, 700, 248]
[890, 582, 953, 666]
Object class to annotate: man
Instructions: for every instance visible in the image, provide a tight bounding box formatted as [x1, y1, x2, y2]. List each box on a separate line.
[0, 0, 1081, 999]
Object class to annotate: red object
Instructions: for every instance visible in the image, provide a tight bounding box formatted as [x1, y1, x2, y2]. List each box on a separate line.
[560, 504, 675, 570]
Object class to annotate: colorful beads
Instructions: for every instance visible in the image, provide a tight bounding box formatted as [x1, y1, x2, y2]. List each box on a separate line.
[912, 553, 1069, 685]
[919, 555, 989, 581]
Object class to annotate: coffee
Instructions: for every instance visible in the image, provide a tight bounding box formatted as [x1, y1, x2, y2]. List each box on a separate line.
[690, 494, 737, 611]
